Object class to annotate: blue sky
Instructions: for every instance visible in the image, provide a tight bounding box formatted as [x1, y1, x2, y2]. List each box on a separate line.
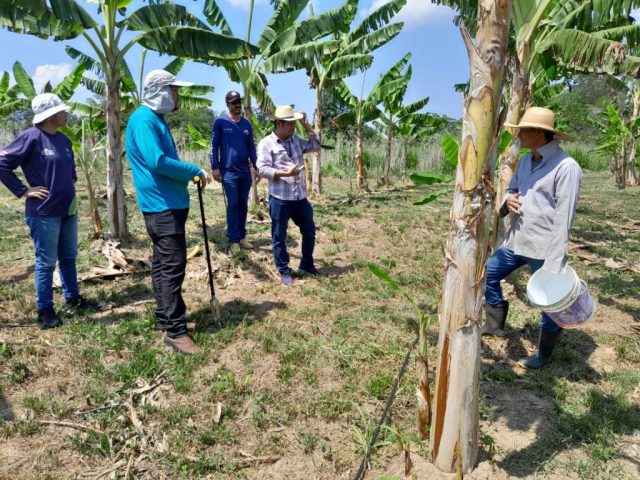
[0, 0, 468, 119]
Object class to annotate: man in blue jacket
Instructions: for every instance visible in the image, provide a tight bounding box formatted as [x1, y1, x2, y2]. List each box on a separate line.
[210, 91, 258, 252]
[126, 70, 212, 355]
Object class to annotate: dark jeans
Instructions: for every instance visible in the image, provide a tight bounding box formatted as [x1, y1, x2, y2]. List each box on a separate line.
[485, 246, 562, 333]
[222, 171, 252, 244]
[268, 196, 316, 275]
[143, 209, 189, 338]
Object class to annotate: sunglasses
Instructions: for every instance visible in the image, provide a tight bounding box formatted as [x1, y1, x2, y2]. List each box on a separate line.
[227, 99, 242, 106]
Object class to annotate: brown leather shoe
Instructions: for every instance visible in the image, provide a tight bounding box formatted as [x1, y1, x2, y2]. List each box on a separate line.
[163, 334, 203, 355]
[239, 238, 253, 249]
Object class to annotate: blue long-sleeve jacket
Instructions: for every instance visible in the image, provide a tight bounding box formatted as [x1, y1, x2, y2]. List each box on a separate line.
[125, 105, 201, 213]
[209, 114, 257, 174]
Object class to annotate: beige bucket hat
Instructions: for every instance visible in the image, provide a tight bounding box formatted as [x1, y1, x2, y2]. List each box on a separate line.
[272, 105, 303, 122]
[504, 107, 573, 142]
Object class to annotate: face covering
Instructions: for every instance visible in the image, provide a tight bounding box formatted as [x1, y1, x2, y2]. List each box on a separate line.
[142, 85, 175, 114]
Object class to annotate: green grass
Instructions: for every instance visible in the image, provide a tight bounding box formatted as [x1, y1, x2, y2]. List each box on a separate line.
[0, 173, 638, 479]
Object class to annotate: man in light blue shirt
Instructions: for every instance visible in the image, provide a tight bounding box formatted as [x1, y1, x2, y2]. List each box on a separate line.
[126, 70, 212, 355]
[482, 107, 583, 369]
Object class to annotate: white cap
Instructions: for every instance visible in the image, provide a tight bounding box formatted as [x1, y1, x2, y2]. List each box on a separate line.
[143, 69, 194, 94]
[32, 93, 70, 125]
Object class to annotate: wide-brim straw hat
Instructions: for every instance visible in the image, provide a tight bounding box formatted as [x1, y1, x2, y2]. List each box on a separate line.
[32, 93, 70, 125]
[272, 105, 303, 122]
[504, 106, 574, 142]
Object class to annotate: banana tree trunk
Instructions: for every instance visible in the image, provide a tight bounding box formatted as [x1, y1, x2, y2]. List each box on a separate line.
[243, 91, 259, 205]
[430, 0, 513, 474]
[356, 123, 365, 190]
[492, 56, 528, 248]
[384, 120, 393, 185]
[105, 72, 128, 240]
[628, 87, 639, 186]
[311, 91, 323, 195]
[401, 141, 408, 180]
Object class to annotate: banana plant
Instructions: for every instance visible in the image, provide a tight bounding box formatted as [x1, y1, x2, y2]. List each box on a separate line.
[0, 0, 256, 239]
[264, 0, 406, 195]
[374, 53, 434, 185]
[0, 60, 85, 115]
[331, 66, 409, 191]
[594, 100, 640, 187]
[391, 113, 445, 179]
[60, 118, 105, 238]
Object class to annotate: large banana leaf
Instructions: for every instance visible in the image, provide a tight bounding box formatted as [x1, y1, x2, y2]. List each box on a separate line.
[50, 0, 96, 29]
[245, 71, 274, 114]
[594, 24, 640, 45]
[398, 97, 430, 118]
[0, 97, 29, 115]
[368, 77, 410, 108]
[181, 85, 214, 96]
[125, 3, 209, 32]
[137, 26, 259, 61]
[66, 46, 104, 78]
[262, 40, 342, 73]
[0, 72, 10, 95]
[12, 61, 36, 98]
[267, 0, 357, 55]
[0, 5, 83, 40]
[347, 0, 405, 43]
[203, 0, 232, 36]
[81, 76, 106, 96]
[257, 0, 309, 53]
[538, 28, 640, 77]
[341, 23, 403, 56]
[178, 95, 212, 110]
[163, 57, 185, 76]
[373, 53, 411, 91]
[331, 80, 356, 108]
[325, 54, 373, 80]
[53, 62, 85, 100]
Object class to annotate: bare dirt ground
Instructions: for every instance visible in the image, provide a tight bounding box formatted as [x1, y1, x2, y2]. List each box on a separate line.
[1, 174, 639, 479]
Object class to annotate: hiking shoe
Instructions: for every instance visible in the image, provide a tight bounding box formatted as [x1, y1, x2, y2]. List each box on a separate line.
[281, 273, 293, 286]
[298, 267, 319, 276]
[239, 239, 253, 249]
[37, 307, 63, 330]
[163, 334, 202, 355]
[66, 295, 99, 311]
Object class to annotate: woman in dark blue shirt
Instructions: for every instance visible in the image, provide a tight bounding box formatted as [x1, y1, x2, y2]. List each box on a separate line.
[0, 93, 94, 329]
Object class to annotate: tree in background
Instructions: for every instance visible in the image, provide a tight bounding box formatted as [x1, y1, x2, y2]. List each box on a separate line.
[331, 63, 408, 190]
[264, 0, 406, 195]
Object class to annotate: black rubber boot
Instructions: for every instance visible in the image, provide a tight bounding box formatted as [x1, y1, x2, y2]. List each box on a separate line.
[481, 301, 508, 336]
[37, 307, 63, 330]
[520, 330, 563, 369]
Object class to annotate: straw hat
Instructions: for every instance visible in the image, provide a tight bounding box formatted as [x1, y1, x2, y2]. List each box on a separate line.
[504, 107, 573, 142]
[32, 93, 70, 125]
[272, 105, 303, 122]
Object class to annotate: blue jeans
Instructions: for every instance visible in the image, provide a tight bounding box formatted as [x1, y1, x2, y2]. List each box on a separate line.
[25, 215, 79, 310]
[486, 247, 561, 333]
[268, 196, 316, 275]
[222, 171, 252, 244]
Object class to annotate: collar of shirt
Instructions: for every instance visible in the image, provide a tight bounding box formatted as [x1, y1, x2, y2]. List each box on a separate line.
[530, 140, 561, 171]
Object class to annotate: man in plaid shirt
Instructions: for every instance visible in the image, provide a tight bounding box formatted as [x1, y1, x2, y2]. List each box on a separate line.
[256, 105, 321, 286]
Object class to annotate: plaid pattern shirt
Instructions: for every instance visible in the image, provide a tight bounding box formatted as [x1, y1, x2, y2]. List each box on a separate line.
[256, 131, 321, 201]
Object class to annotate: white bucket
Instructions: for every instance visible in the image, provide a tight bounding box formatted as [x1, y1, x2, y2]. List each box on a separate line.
[526, 266, 595, 329]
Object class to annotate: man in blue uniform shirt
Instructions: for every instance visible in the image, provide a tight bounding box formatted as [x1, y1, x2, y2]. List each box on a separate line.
[210, 91, 258, 252]
[126, 70, 212, 355]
